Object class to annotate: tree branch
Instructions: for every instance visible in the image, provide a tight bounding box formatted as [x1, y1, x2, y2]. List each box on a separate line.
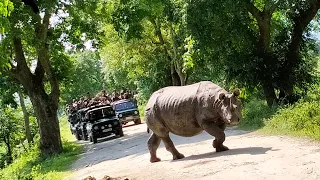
[33, 9, 60, 105]
[244, 0, 262, 20]
[11, 37, 33, 89]
[34, 60, 44, 81]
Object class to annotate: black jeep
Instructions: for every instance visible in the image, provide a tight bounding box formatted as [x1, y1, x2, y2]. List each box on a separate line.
[68, 111, 83, 140]
[85, 105, 123, 143]
[112, 99, 141, 125]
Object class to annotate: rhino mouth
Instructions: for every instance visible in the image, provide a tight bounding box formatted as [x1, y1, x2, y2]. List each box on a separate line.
[225, 119, 231, 124]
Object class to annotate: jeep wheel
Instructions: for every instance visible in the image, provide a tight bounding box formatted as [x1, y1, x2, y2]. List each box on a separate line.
[134, 118, 141, 125]
[75, 132, 81, 141]
[117, 128, 124, 137]
[91, 134, 97, 144]
[82, 130, 88, 141]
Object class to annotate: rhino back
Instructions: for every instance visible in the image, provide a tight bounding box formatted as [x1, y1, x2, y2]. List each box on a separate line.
[145, 81, 227, 136]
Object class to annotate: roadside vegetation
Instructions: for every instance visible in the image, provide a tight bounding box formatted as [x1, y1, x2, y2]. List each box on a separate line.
[0, 117, 82, 180]
[239, 80, 320, 140]
[1, 0, 320, 179]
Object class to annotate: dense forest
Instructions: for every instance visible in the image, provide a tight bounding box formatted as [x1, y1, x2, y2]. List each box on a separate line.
[0, 0, 320, 176]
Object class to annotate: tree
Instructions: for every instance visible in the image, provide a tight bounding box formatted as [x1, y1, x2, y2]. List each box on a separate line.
[0, 107, 25, 165]
[17, 88, 32, 144]
[187, 0, 320, 106]
[0, 75, 34, 145]
[111, 0, 192, 86]
[0, 0, 105, 156]
[60, 50, 105, 104]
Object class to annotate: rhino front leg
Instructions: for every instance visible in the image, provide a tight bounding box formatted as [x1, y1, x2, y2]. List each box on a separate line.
[202, 122, 229, 152]
[147, 133, 161, 163]
[162, 136, 185, 160]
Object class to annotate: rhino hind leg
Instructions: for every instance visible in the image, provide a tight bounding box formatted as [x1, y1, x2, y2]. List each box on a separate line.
[202, 122, 229, 152]
[162, 136, 185, 160]
[147, 132, 162, 163]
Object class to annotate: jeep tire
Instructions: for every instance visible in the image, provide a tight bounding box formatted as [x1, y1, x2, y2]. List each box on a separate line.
[90, 134, 97, 144]
[82, 129, 88, 141]
[116, 128, 124, 137]
[134, 118, 141, 125]
[75, 131, 81, 141]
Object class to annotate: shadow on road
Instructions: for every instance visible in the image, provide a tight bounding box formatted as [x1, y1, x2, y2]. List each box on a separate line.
[72, 123, 255, 170]
[179, 147, 273, 162]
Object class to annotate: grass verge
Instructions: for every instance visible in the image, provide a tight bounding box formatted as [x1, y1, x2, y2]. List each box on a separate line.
[260, 100, 320, 140]
[0, 116, 83, 180]
[238, 95, 320, 141]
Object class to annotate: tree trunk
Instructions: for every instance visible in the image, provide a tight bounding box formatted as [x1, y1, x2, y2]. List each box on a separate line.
[283, 0, 320, 99]
[168, 22, 187, 86]
[3, 135, 12, 164]
[151, 18, 182, 86]
[18, 89, 33, 144]
[29, 89, 62, 156]
[246, 2, 277, 105]
[262, 82, 277, 107]
[10, 36, 63, 157]
[171, 62, 181, 86]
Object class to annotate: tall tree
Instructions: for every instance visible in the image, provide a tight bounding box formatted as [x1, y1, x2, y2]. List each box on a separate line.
[0, 0, 104, 156]
[187, 0, 320, 106]
[111, 0, 191, 86]
[60, 50, 105, 104]
[17, 88, 32, 144]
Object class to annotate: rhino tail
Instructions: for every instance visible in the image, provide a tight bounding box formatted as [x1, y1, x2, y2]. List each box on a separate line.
[147, 127, 150, 133]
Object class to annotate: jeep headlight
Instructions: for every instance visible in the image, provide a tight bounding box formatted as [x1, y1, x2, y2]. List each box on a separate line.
[134, 111, 138, 115]
[94, 126, 99, 130]
[108, 124, 112, 128]
[118, 114, 123, 118]
[101, 126, 105, 130]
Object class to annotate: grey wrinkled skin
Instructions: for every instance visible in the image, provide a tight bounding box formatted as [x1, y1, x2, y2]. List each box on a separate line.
[144, 81, 242, 163]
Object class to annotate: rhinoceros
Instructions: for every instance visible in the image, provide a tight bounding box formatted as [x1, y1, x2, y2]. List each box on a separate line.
[144, 81, 242, 163]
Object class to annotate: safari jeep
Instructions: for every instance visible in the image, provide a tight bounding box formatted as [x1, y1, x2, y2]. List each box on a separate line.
[85, 105, 123, 144]
[68, 111, 83, 141]
[112, 99, 141, 125]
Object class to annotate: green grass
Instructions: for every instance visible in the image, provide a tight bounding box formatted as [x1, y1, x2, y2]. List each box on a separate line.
[238, 98, 278, 130]
[238, 91, 320, 141]
[260, 100, 320, 140]
[0, 116, 83, 180]
[138, 103, 146, 121]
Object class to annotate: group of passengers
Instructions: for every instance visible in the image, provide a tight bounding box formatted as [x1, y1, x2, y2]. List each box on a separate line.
[66, 89, 136, 114]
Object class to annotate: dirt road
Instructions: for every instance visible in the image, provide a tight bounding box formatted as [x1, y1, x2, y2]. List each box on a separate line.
[71, 123, 320, 180]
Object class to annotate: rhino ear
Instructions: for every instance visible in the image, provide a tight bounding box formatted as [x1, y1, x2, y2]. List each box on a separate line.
[233, 88, 241, 97]
[219, 93, 226, 100]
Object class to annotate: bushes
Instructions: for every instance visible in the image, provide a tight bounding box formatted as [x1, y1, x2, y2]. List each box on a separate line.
[238, 82, 320, 141]
[263, 100, 320, 140]
[0, 116, 82, 180]
[238, 98, 278, 130]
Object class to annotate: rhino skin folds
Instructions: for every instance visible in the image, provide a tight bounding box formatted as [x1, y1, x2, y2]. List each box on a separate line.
[144, 81, 242, 163]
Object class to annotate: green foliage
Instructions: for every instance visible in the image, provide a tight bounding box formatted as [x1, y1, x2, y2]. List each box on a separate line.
[238, 98, 278, 130]
[239, 81, 320, 140]
[186, 0, 319, 101]
[60, 50, 105, 104]
[0, 0, 14, 34]
[262, 100, 320, 140]
[0, 116, 82, 180]
[100, 22, 172, 99]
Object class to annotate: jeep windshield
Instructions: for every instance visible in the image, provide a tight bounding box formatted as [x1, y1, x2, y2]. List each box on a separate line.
[114, 101, 136, 111]
[88, 107, 116, 121]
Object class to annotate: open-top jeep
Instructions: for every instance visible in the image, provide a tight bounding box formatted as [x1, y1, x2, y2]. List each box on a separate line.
[112, 99, 141, 125]
[68, 111, 82, 140]
[85, 105, 123, 143]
